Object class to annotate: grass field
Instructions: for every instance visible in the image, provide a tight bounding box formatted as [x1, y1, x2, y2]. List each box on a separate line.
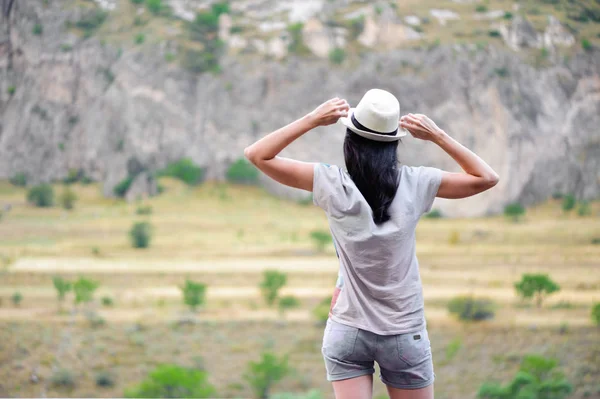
[0, 180, 599, 398]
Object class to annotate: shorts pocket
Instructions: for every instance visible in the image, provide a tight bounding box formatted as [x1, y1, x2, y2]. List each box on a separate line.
[396, 329, 431, 367]
[322, 320, 359, 360]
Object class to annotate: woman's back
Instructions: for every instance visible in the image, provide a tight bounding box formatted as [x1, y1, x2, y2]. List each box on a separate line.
[313, 163, 442, 335]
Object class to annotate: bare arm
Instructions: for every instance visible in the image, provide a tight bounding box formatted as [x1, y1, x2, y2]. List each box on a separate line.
[244, 98, 350, 191]
[400, 113, 499, 198]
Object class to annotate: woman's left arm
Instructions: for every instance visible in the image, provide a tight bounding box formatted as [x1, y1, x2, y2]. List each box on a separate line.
[244, 98, 349, 192]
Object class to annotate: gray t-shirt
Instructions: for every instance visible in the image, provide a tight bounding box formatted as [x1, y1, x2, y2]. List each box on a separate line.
[313, 163, 443, 335]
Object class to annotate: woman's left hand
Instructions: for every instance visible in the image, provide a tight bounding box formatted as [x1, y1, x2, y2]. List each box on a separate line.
[308, 98, 350, 127]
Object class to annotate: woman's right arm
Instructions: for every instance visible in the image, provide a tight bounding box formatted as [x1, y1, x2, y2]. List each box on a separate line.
[400, 113, 499, 199]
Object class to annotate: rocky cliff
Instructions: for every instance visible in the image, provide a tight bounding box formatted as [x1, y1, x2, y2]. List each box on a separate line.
[1, 0, 599, 216]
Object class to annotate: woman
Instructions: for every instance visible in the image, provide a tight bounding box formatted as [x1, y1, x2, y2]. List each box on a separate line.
[244, 89, 499, 399]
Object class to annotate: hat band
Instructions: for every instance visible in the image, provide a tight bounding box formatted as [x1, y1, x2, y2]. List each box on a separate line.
[351, 114, 398, 136]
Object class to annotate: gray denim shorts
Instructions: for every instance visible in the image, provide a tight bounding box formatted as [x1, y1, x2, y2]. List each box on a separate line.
[321, 318, 434, 390]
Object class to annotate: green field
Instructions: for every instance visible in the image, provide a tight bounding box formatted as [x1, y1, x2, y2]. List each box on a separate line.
[0, 180, 599, 398]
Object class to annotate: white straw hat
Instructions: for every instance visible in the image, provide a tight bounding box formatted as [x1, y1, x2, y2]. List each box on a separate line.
[339, 89, 407, 142]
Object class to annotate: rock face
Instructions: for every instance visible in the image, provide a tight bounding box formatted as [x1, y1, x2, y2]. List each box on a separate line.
[0, 1, 599, 217]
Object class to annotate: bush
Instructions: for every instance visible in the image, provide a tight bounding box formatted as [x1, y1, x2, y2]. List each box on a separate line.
[10, 172, 27, 187]
[504, 203, 525, 222]
[488, 30, 501, 38]
[74, 10, 107, 36]
[7, 86, 15, 95]
[130, 222, 152, 248]
[136, 205, 153, 215]
[475, 5, 488, 12]
[260, 270, 287, 307]
[447, 296, 495, 321]
[561, 194, 575, 212]
[329, 48, 346, 64]
[59, 187, 78, 210]
[211, 1, 230, 16]
[278, 296, 300, 316]
[180, 279, 207, 311]
[12, 292, 23, 307]
[591, 303, 600, 326]
[425, 209, 442, 219]
[27, 184, 55, 207]
[347, 15, 365, 39]
[124, 364, 216, 398]
[478, 354, 572, 399]
[515, 274, 560, 308]
[592, 238, 600, 245]
[33, 23, 43, 35]
[146, 0, 163, 14]
[287, 22, 309, 54]
[73, 277, 99, 304]
[577, 201, 591, 216]
[504, 11, 513, 19]
[158, 158, 205, 185]
[51, 368, 76, 388]
[131, 0, 144, 3]
[582, 38, 593, 52]
[310, 230, 331, 252]
[101, 296, 114, 307]
[244, 352, 291, 399]
[226, 158, 259, 184]
[53, 276, 72, 303]
[96, 370, 115, 387]
[113, 177, 133, 198]
[312, 296, 331, 326]
[134, 33, 145, 44]
[182, 48, 222, 74]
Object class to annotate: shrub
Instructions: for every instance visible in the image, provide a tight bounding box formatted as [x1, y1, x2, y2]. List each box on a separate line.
[73, 277, 99, 304]
[180, 279, 206, 311]
[244, 352, 291, 399]
[53, 276, 72, 304]
[329, 48, 346, 64]
[348, 15, 365, 39]
[310, 230, 331, 252]
[515, 274, 560, 308]
[504, 11, 513, 19]
[158, 158, 205, 185]
[260, 270, 287, 307]
[425, 209, 442, 219]
[51, 368, 76, 388]
[211, 1, 230, 16]
[591, 302, 600, 326]
[113, 177, 133, 198]
[96, 370, 115, 387]
[27, 184, 55, 207]
[134, 33, 145, 44]
[504, 203, 525, 222]
[130, 222, 152, 248]
[447, 296, 495, 321]
[182, 48, 222, 74]
[312, 296, 331, 326]
[131, 0, 144, 3]
[136, 205, 153, 215]
[226, 158, 259, 184]
[124, 364, 216, 398]
[478, 354, 572, 399]
[582, 38, 593, 52]
[164, 52, 176, 62]
[577, 201, 591, 216]
[33, 23, 43, 35]
[7, 86, 15, 95]
[475, 5, 488, 12]
[287, 22, 309, 54]
[592, 238, 600, 245]
[61, 44, 73, 52]
[74, 10, 107, 36]
[101, 296, 114, 307]
[278, 296, 300, 316]
[59, 187, 77, 210]
[561, 194, 575, 212]
[488, 30, 501, 38]
[12, 292, 23, 307]
[146, 0, 163, 14]
[9, 172, 27, 187]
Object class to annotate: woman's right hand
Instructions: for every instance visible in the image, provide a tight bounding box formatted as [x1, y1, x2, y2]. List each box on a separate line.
[399, 113, 444, 142]
[308, 98, 350, 127]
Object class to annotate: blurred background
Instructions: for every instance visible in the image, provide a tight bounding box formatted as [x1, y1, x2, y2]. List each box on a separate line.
[0, 0, 599, 398]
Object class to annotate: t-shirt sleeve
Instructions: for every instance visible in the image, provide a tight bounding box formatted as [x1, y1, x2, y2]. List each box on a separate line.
[417, 166, 444, 215]
[312, 163, 341, 213]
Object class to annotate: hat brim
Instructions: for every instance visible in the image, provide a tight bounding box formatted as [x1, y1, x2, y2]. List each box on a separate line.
[338, 108, 407, 142]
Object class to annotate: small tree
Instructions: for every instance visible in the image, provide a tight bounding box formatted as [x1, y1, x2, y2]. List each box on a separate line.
[59, 187, 78, 210]
[27, 184, 55, 207]
[592, 303, 600, 326]
[124, 364, 216, 398]
[12, 292, 23, 307]
[130, 222, 152, 248]
[260, 270, 287, 307]
[561, 194, 575, 212]
[73, 277, 99, 305]
[504, 203, 525, 222]
[244, 352, 291, 399]
[278, 296, 300, 317]
[447, 296, 495, 321]
[478, 354, 572, 399]
[328, 48, 346, 65]
[180, 279, 206, 312]
[514, 274, 560, 308]
[310, 230, 331, 252]
[52, 276, 72, 308]
[158, 158, 205, 186]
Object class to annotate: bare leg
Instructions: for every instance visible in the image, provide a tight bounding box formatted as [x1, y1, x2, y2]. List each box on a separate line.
[332, 375, 373, 399]
[386, 384, 434, 399]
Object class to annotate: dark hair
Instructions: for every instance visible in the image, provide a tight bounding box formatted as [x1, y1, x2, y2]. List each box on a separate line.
[343, 130, 399, 224]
